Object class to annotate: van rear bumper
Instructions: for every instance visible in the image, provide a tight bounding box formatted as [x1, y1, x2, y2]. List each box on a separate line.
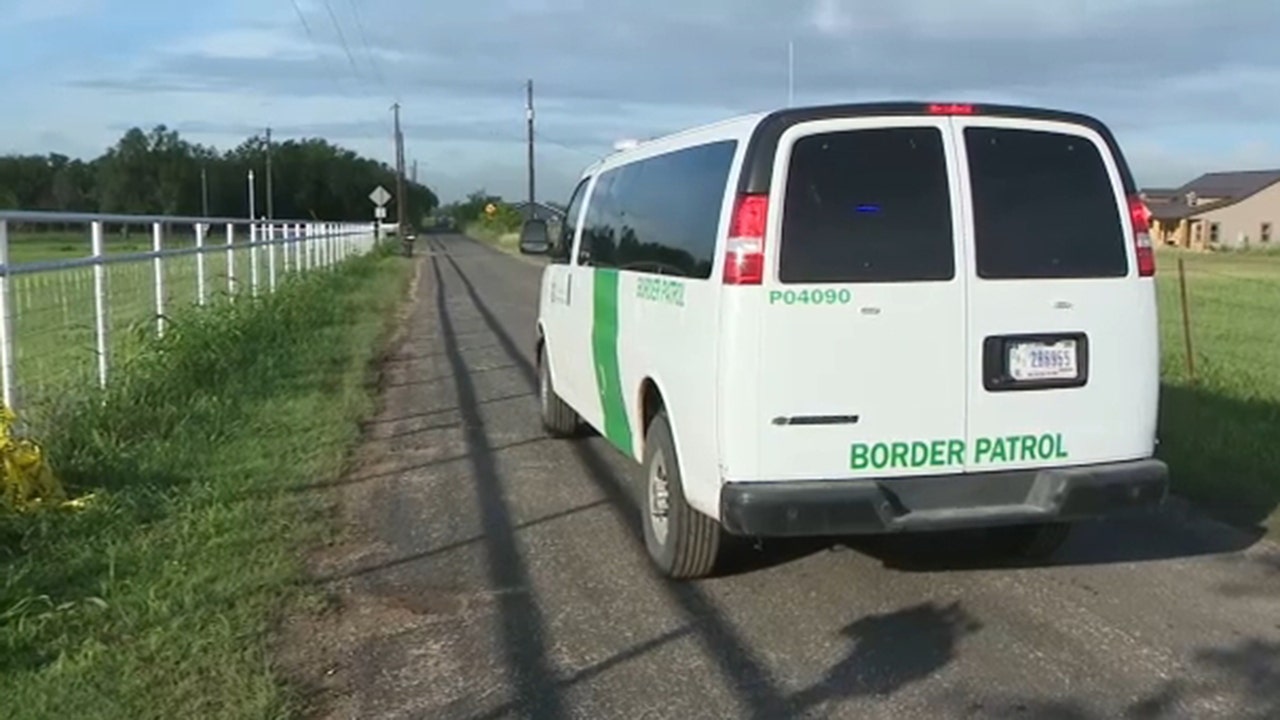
[718, 459, 1169, 537]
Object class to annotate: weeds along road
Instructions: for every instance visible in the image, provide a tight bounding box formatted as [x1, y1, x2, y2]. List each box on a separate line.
[282, 234, 1280, 720]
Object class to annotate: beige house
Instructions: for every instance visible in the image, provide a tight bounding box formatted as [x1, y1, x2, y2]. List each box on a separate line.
[1141, 170, 1280, 250]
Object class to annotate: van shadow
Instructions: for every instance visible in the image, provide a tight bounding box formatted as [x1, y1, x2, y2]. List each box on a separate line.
[838, 508, 1265, 574]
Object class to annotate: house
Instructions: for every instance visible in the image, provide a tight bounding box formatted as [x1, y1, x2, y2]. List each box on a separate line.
[511, 200, 565, 222]
[1142, 170, 1280, 250]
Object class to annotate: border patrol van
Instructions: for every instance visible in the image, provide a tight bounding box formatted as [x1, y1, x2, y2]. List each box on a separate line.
[522, 102, 1170, 579]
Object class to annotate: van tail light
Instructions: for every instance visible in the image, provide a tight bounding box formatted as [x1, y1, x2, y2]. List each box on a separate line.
[724, 193, 769, 285]
[1128, 194, 1155, 277]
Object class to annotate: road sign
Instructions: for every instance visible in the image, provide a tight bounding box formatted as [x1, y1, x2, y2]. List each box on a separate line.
[485, 203, 497, 216]
[369, 185, 392, 207]
[375, 206, 387, 219]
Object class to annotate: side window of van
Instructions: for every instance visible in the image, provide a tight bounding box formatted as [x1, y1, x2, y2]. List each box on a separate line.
[779, 127, 954, 283]
[579, 170, 621, 267]
[614, 140, 737, 278]
[553, 177, 590, 264]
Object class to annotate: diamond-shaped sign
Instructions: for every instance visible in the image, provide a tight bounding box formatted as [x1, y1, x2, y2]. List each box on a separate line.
[369, 185, 392, 207]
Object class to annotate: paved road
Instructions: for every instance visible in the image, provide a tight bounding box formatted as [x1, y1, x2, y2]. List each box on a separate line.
[285, 234, 1280, 720]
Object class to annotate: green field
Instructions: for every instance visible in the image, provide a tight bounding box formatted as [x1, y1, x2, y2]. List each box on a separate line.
[1153, 247, 1280, 536]
[0, 245, 411, 719]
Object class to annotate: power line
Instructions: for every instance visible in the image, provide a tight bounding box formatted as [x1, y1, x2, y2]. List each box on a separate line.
[319, 0, 364, 82]
[346, 0, 388, 92]
[287, 0, 347, 95]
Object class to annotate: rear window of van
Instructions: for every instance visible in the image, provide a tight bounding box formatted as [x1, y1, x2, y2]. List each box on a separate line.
[778, 127, 955, 284]
[965, 127, 1129, 279]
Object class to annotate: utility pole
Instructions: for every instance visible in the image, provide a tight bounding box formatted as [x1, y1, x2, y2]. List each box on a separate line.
[411, 159, 418, 184]
[201, 166, 209, 216]
[247, 169, 256, 220]
[392, 102, 409, 255]
[526, 79, 535, 219]
[265, 127, 274, 220]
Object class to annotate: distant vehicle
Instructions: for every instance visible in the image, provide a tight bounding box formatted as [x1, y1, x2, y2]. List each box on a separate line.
[522, 101, 1169, 579]
[518, 218, 551, 254]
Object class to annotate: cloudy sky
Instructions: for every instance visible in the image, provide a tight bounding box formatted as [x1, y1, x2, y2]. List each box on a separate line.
[2, 0, 1279, 203]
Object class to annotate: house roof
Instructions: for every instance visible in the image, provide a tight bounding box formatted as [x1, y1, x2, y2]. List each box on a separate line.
[1146, 169, 1280, 221]
[512, 200, 565, 218]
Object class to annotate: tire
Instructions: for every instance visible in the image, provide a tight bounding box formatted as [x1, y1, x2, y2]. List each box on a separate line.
[987, 521, 1073, 561]
[538, 342, 579, 437]
[642, 410, 722, 579]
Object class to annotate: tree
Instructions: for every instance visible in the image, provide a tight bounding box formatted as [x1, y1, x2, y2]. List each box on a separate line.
[0, 125, 439, 222]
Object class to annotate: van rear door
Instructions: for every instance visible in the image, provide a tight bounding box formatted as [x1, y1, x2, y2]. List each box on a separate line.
[953, 117, 1160, 471]
[754, 117, 970, 480]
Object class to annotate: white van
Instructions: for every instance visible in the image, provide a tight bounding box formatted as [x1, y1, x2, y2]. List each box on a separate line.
[522, 102, 1169, 579]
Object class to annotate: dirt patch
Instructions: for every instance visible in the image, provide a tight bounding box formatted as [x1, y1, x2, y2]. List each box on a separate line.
[274, 256, 455, 719]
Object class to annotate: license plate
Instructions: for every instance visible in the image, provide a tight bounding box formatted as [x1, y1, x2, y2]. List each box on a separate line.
[1008, 340, 1078, 381]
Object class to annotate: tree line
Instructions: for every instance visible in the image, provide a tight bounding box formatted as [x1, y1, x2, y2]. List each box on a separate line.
[0, 125, 437, 223]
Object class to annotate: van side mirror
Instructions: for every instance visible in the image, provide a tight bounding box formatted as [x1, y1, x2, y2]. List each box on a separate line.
[518, 219, 551, 255]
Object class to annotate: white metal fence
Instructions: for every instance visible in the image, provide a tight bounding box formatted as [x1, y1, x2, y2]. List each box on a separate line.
[0, 211, 384, 411]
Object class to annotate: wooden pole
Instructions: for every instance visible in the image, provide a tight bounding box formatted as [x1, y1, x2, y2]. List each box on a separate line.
[1178, 257, 1196, 384]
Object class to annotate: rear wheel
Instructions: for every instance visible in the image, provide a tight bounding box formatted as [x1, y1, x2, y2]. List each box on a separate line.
[538, 342, 579, 437]
[642, 410, 722, 579]
[987, 521, 1073, 561]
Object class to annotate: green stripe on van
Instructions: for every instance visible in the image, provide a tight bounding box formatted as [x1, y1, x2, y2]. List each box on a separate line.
[591, 268, 634, 456]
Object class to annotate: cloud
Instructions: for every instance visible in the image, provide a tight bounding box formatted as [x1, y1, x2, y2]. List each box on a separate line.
[1, 0, 102, 25]
[6, 0, 1280, 201]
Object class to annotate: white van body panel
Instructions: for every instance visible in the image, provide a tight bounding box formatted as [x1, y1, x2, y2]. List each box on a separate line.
[539, 113, 764, 519]
[951, 116, 1161, 471]
[748, 116, 970, 481]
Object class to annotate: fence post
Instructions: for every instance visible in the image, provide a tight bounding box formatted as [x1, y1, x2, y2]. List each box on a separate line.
[250, 220, 260, 297]
[0, 220, 15, 409]
[226, 223, 236, 300]
[195, 222, 207, 306]
[268, 222, 277, 293]
[92, 221, 108, 389]
[281, 224, 290, 276]
[1178, 257, 1196, 384]
[152, 222, 165, 337]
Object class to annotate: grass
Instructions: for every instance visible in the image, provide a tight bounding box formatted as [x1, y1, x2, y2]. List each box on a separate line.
[0, 244, 412, 719]
[1153, 247, 1280, 536]
[464, 221, 520, 254]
